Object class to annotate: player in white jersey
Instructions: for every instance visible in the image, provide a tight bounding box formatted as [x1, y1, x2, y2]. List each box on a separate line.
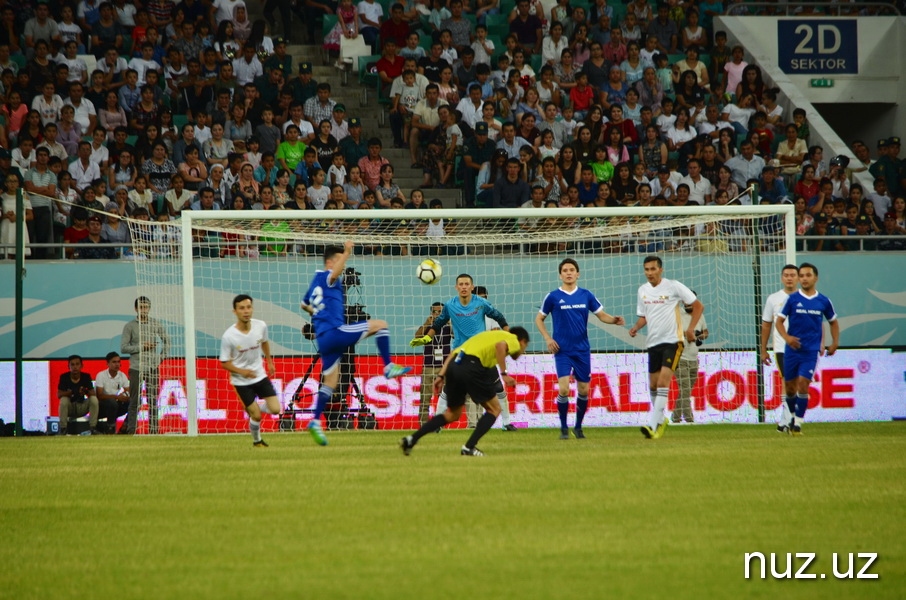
[220, 294, 282, 447]
[629, 256, 704, 439]
[760, 264, 799, 433]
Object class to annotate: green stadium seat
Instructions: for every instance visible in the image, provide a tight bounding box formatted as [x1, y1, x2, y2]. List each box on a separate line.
[126, 135, 138, 147]
[174, 114, 189, 129]
[358, 54, 382, 104]
[322, 14, 338, 37]
[486, 14, 509, 37]
[611, 3, 628, 26]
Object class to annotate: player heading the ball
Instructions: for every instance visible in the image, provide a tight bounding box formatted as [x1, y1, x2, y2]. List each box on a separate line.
[774, 263, 839, 436]
[629, 256, 704, 440]
[219, 294, 282, 447]
[400, 327, 531, 457]
[302, 241, 412, 446]
[536, 258, 624, 440]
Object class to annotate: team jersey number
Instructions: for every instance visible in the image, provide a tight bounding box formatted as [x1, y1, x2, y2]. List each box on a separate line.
[308, 286, 325, 314]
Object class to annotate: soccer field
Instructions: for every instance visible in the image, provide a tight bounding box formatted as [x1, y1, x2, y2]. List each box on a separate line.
[2, 423, 904, 600]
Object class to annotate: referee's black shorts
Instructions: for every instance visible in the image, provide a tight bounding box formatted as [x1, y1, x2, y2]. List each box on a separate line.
[648, 342, 684, 373]
[234, 378, 278, 407]
[775, 352, 785, 379]
[444, 354, 500, 409]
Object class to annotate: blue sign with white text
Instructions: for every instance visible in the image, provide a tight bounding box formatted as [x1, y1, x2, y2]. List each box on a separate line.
[778, 20, 858, 74]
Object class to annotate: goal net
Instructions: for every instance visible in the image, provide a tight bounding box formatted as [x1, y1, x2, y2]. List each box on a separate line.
[127, 206, 795, 435]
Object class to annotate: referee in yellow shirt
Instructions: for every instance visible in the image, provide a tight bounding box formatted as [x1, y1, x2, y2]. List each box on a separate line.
[400, 327, 531, 457]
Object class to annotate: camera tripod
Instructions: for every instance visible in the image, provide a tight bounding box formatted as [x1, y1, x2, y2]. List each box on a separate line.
[288, 351, 369, 430]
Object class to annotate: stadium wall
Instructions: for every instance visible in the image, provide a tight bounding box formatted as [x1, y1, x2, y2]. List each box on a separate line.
[1, 253, 904, 359]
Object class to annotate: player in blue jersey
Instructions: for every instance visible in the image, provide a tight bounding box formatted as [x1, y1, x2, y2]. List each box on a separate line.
[301, 241, 411, 445]
[775, 262, 839, 436]
[409, 273, 509, 428]
[535, 258, 625, 440]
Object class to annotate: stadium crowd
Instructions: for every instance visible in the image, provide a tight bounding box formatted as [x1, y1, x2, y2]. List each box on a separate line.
[0, 0, 904, 260]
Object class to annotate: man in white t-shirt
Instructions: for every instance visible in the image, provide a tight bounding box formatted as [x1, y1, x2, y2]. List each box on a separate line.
[232, 44, 263, 86]
[629, 255, 704, 439]
[678, 158, 713, 205]
[357, 0, 384, 48]
[95, 351, 131, 434]
[65, 82, 97, 133]
[129, 43, 163, 86]
[760, 264, 799, 433]
[212, 0, 245, 25]
[219, 294, 281, 447]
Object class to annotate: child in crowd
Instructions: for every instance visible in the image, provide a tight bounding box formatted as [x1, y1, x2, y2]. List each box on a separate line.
[244, 136, 262, 169]
[401, 33, 426, 61]
[471, 25, 494, 66]
[559, 105, 578, 140]
[328, 153, 347, 187]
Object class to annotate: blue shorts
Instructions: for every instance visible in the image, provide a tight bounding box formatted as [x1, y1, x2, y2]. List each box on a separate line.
[554, 352, 591, 383]
[316, 321, 370, 374]
[783, 349, 819, 382]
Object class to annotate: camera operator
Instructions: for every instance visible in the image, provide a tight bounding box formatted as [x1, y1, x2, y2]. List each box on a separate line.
[95, 351, 131, 434]
[57, 354, 100, 436]
[414, 302, 452, 426]
[671, 295, 709, 424]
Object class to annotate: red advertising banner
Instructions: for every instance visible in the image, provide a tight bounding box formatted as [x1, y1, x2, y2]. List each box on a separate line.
[26, 349, 905, 433]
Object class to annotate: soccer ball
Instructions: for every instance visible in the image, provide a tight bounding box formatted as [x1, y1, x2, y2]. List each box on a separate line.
[417, 259, 442, 285]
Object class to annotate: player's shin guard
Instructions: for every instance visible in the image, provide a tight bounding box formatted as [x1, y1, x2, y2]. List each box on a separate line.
[575, 394, 588, 429]
[312, 384, 335, 419]
[249, 417, 262, 442]
[375, 329, 392, 365]
[794, 392, 808, 423]
[557, 395, 569, 430]
[497, 391, 511, 426]
[413, 414, 448, 443]
[650, 388, 668, 429]
[465, 411, 497, 449]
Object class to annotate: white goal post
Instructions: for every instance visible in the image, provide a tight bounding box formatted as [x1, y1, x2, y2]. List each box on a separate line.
[127, 205, 795, 436]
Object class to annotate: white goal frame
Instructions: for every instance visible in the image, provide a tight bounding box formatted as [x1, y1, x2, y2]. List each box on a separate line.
[178, 205, 795, 436]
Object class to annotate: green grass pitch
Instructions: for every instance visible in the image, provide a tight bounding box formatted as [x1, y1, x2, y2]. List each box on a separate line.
[1, 422, 904, 600]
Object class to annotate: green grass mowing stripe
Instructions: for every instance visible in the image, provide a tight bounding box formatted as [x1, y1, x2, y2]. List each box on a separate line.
[0, 423, 904, 600]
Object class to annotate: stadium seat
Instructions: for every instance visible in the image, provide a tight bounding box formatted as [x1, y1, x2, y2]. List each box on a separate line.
[174, 114, 189, 129]
[486, 14, 509, 37]
[321, 15, 338, 63]
[358, 54, 381, 104]
[530, 53, 542, 73]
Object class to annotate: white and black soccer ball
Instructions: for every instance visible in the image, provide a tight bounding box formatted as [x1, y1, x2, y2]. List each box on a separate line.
[416, 258, 442, 285]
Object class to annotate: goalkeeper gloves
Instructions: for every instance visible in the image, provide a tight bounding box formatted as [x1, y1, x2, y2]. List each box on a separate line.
[409, 335, 432, 347]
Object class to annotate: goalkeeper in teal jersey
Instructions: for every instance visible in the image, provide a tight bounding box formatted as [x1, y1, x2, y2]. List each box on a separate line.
[410, 273, 510, 427]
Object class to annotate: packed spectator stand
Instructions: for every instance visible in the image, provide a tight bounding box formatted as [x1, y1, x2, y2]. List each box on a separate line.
[0, 0, 903, 260]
